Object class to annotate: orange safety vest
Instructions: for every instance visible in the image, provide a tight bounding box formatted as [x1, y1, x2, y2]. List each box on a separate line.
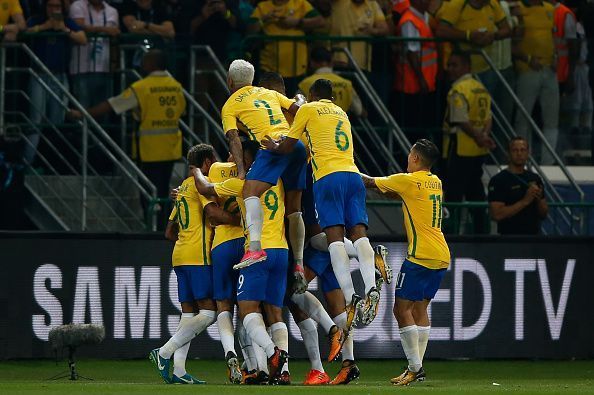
[554, 3, 575, 82]
[392, 0, 410, 15]
[395, 9, 438, 94]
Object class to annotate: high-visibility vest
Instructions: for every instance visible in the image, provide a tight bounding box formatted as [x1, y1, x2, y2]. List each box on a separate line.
[392, 0, 410, 15]
[130, 74, 186, 162]
[443, 75, 491, 157]
[554, 3, 575, 82]
[395, 9, 438, 94]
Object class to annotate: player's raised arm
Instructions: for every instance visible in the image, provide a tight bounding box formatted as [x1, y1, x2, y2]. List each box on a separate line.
[191, 167, 217, 198]
[224, 129, 246, 180]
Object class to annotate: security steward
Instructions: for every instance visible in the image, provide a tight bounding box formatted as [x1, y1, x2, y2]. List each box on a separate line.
[70, 49, 186, 228]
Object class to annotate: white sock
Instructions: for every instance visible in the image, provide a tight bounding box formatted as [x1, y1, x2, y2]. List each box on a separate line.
[270, 322, 289, 352]
[237, 319, 257, 371]
[309, 233, 358, 259]
[418, 326, 430, 364]
[328, 241, 355, 303]
[400, 325, 422, 372]
[291, 291, 335, 334]
[298, 318, 323, 372]
[159, 310, 216, 359]
[353, 237, 376, 294]
[217, 311, 236, 356]
[172, 313, 194, 377]
[287, 212, 305, 264]
[309, 232, 328, 252]
[333, 312, 354, 361]
[343, 237, 358, 259]
[255, 343, 269, 373]
[243, 312, 275, 357]
[244, 197, 263, 251]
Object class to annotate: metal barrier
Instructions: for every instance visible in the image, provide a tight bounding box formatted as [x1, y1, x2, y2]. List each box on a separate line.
[0, 41, 157, 231]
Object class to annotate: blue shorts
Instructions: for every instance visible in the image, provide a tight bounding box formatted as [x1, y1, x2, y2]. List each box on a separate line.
[174, 265, 213, 303]
[246, 140, 307, 190]
[313, 171, 368, 230]
[302, 164, 318, 226]
[395, 260, 446, 301]
[212, 237, 246, 301]
[236, 248, 289, 307]
[304, 246, 340, 293]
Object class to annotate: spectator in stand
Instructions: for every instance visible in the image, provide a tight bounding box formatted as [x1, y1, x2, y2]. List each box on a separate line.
[248, 0, 325, 95]
[561, 6, 592, 149]
[442, 51, 495, 233]
[512, 0, 558, 165]
[490, 0, 516, 125]
[226, 0, 255, 61]
[0, 0, 26, 41]
[25, 0, 87, 165]
[552, 0, 578, 93]
[69, 50, 185, 229]
[69, 0, 120, 109]
[120, 0, 174, 38]
[329, 0, 389, 72]
[436, 0, 511, 92]
[488, 136, 548, 234]
[392, 0, 438, 140]
[190, 0, 238, 62]
[297, 46, 364, 116]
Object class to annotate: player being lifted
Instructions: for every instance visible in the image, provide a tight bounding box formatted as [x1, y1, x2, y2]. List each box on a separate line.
[192, 140, 291, 384]
[221, 60, 308, 284]
[263, 79, 384, 328]
[150, 144, 239, 384]
[361, 139, 451, 386]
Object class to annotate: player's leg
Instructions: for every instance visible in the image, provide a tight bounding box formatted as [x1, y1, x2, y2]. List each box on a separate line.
[241, 149, 289, 267]
[212, 239, 244, 384]
[412, 299, 431, 367]
[150, 266, 215, 384]
[281, 141, 308, 283]
[325, 288, 360, 385]
[391, 260, 429, 386]
[171, 302, 195, 383]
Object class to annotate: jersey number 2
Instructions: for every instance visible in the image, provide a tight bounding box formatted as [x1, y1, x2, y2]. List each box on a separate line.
[254, 100, 281, 126]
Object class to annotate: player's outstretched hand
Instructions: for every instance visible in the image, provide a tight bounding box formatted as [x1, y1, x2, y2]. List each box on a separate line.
[67, 109, 83, 121]
[261, 135, 279, 151]
[292, 262, 308, 294]
[170, 187, 180, 201]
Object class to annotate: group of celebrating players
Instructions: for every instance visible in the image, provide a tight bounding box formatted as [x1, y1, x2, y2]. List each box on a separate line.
[149, 59, 451, 387]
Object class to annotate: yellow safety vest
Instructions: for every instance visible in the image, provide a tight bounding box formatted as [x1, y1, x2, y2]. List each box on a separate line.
[131, 74, 186, 162]
[443, 76, 491, 157]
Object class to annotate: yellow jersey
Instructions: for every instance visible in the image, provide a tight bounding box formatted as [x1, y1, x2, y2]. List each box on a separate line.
[298, 73, 354, 113]
[221, 86, 295, 145]
[443, 74, 491, 157]
[287, 99, 358, 182]
[213, 178, 288, 250]
[0, 0, 22, 25]
[375, 171, 450, 269]
[515, 0, 555, 72]
[250, 0, 318, 77]
[439, 0, 506, 73]
[168, 176, 215, 266]
[208, 162, 245, 250]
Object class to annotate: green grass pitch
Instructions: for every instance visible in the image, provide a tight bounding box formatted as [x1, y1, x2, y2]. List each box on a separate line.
[0, 359, 593, 394]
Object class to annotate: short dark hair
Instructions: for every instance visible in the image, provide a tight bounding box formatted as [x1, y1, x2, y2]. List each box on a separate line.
[449, 49, 471, 67]
[259, 72, 285, 92]
[412, 139, 440, 167]
[241, 139, 260, 159]
[310, 46, 332, 64]
[143, 49, 167, 71]
[310, 78, 333, 100]
[508, 136, 529, 150]
[187, 144, 215, 167]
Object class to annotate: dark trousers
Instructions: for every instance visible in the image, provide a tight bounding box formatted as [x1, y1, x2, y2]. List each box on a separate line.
[443, 151, 488, 234]
[141, 160, 175, 231]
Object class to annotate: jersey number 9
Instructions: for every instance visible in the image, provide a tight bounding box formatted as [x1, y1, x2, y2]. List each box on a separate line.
[264, 190, 279, 220]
